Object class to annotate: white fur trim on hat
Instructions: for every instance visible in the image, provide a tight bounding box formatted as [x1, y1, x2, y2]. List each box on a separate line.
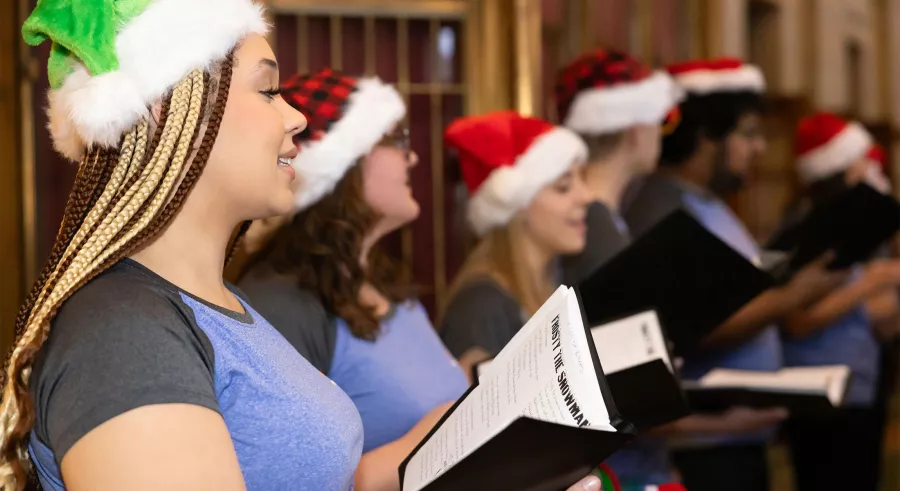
[563, 71, 684, 135]
[290, 77, 406, 211]
[797, 123, 872, 184]
[467, 127, 588, 235]
[47, 0, 268, 161]
[673, 65, 766, 95]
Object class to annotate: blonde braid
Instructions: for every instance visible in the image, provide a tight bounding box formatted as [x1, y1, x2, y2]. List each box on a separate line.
[0, 56, 230, 491]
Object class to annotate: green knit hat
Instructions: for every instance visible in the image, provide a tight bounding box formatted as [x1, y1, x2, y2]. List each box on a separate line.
[22, 0, 269, 161]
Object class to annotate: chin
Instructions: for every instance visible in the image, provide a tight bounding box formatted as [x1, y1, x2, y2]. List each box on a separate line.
[264, 191, 296, 218]
[557, 238, 586, 255]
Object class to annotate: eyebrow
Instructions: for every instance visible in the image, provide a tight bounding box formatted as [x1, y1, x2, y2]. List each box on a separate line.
[255, 58, 278, 71]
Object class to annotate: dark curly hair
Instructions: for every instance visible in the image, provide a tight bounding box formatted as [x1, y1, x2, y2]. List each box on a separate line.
[660, 90, 764, 166]
[245, 163, 413, 340]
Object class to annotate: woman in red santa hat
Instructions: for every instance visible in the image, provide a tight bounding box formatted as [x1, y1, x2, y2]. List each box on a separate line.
[440, 110, 591, 370]
[778, 112, 900, 491]
[240, 70, 606, 491]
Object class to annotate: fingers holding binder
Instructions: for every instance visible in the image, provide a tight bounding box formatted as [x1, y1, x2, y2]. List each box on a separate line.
[673, 406, 788, 435]
[566, 475, 603, 491]
[785, 251, 849, 306]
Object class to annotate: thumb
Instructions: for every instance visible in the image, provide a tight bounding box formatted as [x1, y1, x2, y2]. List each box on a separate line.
[568, 476, 602, 491]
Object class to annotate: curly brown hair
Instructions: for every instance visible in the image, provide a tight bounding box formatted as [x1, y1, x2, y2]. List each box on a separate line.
[246, 163, 413, 340]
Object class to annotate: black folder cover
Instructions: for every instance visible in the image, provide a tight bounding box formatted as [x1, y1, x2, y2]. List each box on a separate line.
[605, 359, 690, 430]
[474, 350, 689, 431]
[398, 288, 635, 491]
[684, 384, 847, 415]
[578, 210, 774, 356]
[766, 183, 900, 279]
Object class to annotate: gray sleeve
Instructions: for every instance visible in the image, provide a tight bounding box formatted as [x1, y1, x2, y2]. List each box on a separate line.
[238, 275, 335, 374]
[562, 202, 631, 285]
[623, 179, 685, 239]
[31, 279, 219, 463]
[440, 281, 523, 358]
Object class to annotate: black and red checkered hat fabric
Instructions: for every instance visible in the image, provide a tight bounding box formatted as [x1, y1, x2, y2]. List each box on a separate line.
[554, 49, 681, 136]
[280, 68, 407, 211]
[281, 68, 360, 144]
[555, 49, 653, 124]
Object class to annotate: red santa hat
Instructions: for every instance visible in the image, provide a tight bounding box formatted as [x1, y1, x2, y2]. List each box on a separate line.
[555, 49, 683, 135]
[794, 112, 872, 184]
[866, 144, 887, 170]
[667, 58, 766, 95]
[445, 111, 588, 235]
[281, 68, 406, 210]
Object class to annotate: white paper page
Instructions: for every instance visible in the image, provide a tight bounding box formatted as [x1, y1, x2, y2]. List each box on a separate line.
[590, 310, 671, 375]
[401, 286, 614, 491]
[699, 365, 850, 405]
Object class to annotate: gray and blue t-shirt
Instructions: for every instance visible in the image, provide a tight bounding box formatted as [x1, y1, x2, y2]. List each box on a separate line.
[29, 259, 363, 490]
[239, 267, 469, 453]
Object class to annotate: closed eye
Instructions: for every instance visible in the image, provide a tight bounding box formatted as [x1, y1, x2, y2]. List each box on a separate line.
[260, 87, 281, 100]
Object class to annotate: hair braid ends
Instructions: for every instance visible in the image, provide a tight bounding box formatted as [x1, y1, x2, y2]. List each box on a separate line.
[0, 56, 234, 491]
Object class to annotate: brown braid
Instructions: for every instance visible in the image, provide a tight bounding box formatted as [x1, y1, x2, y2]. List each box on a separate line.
[0, 54, 234, 491]
[226, 220, 252, 266]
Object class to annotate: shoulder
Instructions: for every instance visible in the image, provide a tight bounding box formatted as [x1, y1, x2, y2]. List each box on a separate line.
[623, 175, 686, 236]
[238, 265, 326, 316]
[237, 264, 335, 374]
[446, 278, 519, 313]
[441, 277, 523, 358]
[52, 261, 201, 345]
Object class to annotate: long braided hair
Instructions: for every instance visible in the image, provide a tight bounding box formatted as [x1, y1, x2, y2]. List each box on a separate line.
[0, 53, 244, 490]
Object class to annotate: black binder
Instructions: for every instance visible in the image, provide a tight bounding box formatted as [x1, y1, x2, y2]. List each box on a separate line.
[398, 287, 635, 491]
[682, 367, 851, 415]
[766, 183, 900, 280]
[577, 209, 774, 356]
[474, 311, 691, 432]
[588, 310, 690, 431]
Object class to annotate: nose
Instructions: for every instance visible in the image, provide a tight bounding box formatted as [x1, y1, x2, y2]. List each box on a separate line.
[407, 150, 419, 168]
[280, 98, 307, 137]
[574, 170, 591, 204]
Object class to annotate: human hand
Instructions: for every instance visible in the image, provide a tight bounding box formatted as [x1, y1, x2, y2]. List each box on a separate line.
[864, 258, 900, 289]
[715, 406, 788, 434]
[786, 252, 848, 306]
[565, 475, 602, 491]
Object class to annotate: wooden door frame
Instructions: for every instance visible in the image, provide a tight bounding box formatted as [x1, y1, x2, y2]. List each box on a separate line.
[0, 0, 27, 355]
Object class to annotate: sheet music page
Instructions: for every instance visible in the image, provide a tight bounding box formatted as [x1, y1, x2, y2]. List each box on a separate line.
[590, 310, 671, 374]
[401, 286, 614, 491]
[699, 366, 850, 404]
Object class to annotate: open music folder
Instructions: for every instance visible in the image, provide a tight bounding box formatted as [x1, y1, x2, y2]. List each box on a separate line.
[475, 310, 690, 432]
[683, 365, 851, 414]
[399, 286, 634, 491]
[577, 209, 774, 356]
[765, 183, 900, 281]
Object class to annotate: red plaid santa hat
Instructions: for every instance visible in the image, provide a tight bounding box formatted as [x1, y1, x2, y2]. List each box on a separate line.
[445, 111, 587, 235]
[556, 49, 683, 135]
[281, 68, 406, 210]
[667, 58, 765, 95]
[794, 112, 873, 184]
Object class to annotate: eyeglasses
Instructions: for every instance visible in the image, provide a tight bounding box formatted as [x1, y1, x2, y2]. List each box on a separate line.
[379, 126, 412, 160]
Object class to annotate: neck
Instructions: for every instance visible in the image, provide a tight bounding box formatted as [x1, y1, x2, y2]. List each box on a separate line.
[584, 153, 635, 212]
[357, 223, 392, 316]
[130, 198, 240, 309]
[520, 229, 555, 285]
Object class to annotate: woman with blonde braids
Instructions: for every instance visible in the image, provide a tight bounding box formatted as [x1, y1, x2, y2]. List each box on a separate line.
[3, 1, 366, 490]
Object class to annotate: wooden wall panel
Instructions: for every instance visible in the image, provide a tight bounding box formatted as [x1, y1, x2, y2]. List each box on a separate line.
[0, 0, 24, 354]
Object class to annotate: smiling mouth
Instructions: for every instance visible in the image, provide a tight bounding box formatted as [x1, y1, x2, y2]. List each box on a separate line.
[277, 157, 291, 167]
